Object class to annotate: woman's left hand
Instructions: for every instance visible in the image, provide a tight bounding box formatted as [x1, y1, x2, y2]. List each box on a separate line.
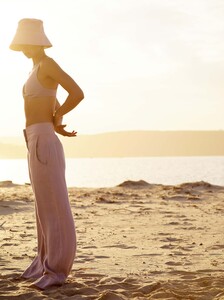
[54, 124, 77, 137]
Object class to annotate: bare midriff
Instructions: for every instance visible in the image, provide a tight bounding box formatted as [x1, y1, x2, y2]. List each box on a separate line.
[24, 96, 56, 127]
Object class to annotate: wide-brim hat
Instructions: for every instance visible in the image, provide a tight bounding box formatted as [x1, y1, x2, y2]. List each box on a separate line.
[10, 18, 52, 51]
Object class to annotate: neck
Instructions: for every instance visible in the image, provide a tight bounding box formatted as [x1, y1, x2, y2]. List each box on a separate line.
[32, 50, 46, 66]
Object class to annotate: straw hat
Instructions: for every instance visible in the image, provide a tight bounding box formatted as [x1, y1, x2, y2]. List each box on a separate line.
[10, 18, 52, 51]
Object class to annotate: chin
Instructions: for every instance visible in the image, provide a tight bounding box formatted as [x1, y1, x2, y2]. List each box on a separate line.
[22, 52, 32, 58]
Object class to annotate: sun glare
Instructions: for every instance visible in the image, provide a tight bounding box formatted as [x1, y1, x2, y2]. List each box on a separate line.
[0, 0, 223, 137]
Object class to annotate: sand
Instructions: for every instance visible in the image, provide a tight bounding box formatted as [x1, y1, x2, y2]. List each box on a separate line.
[0, 179, 224, 299]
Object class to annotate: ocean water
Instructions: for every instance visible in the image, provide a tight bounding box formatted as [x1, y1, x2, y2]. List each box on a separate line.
[0, 156, 224, 188]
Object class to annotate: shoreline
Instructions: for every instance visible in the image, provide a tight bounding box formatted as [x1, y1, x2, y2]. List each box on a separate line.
[0, 180, 224, 299]
[1, 156, 224, 190]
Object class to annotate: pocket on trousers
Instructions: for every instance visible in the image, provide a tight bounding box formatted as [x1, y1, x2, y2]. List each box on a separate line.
[35, 136, 49, 165]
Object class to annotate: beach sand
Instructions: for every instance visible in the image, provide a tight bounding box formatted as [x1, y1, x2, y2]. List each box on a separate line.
[0, 179, 224, 299]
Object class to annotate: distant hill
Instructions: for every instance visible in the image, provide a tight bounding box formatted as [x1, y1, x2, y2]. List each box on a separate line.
[0, 131, 224, 158]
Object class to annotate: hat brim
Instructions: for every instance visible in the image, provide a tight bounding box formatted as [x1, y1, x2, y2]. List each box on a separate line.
[9, 44, 52, 51]
[9, 18, 52, 51]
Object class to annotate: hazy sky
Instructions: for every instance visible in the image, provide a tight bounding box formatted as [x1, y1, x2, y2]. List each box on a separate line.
[0, 0, 224, 136]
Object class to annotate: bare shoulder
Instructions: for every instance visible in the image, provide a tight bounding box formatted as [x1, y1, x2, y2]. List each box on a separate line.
[41, 56, 58, 69]
[40, 57, 66, 83]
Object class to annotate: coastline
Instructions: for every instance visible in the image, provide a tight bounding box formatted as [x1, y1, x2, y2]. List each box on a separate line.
[0, 180, 224, 299]
[1, 130, 224, 158]
[1, 156, 224, 189]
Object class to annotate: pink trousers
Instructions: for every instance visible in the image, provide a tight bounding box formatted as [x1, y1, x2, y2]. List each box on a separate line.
[22, 123, 76, 289]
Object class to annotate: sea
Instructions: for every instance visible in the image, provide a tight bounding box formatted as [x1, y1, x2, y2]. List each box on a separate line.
[0, 156, 224, 188]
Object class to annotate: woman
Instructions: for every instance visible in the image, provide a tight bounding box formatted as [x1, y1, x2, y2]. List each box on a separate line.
[10, 18, 84, 289]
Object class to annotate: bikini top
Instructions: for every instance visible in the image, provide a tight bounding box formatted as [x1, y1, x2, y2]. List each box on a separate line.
[23, 64, 57, 98]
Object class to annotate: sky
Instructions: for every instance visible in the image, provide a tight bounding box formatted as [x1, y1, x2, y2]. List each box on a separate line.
[0, 0, 224, 136]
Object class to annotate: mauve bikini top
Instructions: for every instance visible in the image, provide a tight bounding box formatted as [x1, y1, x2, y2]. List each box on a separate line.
[23, 64, 57, 98]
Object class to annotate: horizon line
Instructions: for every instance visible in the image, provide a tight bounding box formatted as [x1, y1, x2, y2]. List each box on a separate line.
[0, 128, 224, 138]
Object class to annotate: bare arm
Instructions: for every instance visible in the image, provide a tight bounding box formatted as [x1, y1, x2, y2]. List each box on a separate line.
[54, 77, 84, 118]
[41, 57, 84, 117]
[41, 57, 84, 136]
[54, 99, 77, 137]
[42, 58, 84, 117]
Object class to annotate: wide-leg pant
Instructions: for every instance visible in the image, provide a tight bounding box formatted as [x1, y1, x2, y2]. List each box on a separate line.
[22, 123, 76, 289]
